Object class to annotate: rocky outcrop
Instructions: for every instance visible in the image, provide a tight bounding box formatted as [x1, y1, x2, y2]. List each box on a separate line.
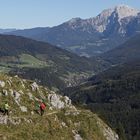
[74, 134, 83, 140]
[0, 81, 5, 88]
[48, 93, 73, 109]
[0, 115, 8, 124]
[20, 106, 27, 112]
[31, 82, 39, 91]
[72, 130, 83, 140]
[97, 116, 119, 140]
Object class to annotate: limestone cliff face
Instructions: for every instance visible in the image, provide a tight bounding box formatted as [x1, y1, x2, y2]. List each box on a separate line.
[67, 5, 139, 33]
[0, 74, 119, 140]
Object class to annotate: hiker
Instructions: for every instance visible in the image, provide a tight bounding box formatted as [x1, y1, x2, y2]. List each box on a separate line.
[39, 101, 46, 116]
[4, 102, 10, 116]
[34, 101, 40, 115]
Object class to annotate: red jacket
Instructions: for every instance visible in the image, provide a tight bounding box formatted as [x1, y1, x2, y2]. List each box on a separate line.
[40, 103, 46, 110]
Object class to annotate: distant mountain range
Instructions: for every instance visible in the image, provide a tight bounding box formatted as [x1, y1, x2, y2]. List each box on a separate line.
[4, 5, 140, 57]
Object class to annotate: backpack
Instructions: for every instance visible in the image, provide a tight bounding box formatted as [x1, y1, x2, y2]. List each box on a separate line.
[40, 103, 46, 110]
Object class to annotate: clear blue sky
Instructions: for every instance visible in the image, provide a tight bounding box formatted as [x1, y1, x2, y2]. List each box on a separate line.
[0, 0, 140, 29]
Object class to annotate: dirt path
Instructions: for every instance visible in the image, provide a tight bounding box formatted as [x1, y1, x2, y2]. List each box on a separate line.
[9, 111, 59, 119]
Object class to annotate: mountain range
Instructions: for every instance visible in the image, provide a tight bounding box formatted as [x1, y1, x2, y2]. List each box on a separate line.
[4, 5, 140, 57]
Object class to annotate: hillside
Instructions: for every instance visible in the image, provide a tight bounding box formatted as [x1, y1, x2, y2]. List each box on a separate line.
[63, 60, 140, 140]
[3, 27, 49, 39]
[0, 35, 106, 90]
[5, 5, 140, 56]
[101, 34, 140, 64]
[63, 32, 140, 140]
[0, 74, 119, 140]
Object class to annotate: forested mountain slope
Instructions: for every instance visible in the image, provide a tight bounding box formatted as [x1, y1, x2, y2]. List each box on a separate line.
[0, 35, 106, 90]
[63, 60, 140, 140]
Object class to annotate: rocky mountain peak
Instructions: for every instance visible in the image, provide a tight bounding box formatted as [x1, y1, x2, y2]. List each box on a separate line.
[68, 17, 82, 23]
[89, 5, 140, 33]
[66, 17, 82, 26]
[96, 5, 139, 22]
[113, 5, 139, 19]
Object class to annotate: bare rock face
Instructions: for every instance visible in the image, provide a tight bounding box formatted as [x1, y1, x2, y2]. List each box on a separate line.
[64, 96, 71, 105]
[31, 82, 39, 91]
[72, 130, 83, 140]
[20, 106, 28, 112]
[2, 89, 8, 96]
[48, 94, 65, 109]
[74, 134, 83, 140]
[103, 127, 119, 140]
[0, 81, 5, 88]
[11, 91, 21, 105]
[96, 117, 119, 140]
[0, 115, 8, 124]
[48, 93, 72, 109]
[89, 5, 140, 33]
[66, 5, 139, 34]
[114, 5, 139, 20]
[0, 115, 30, 125]
[27, 92, 34, 100]
[8, 117, 21, 125]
